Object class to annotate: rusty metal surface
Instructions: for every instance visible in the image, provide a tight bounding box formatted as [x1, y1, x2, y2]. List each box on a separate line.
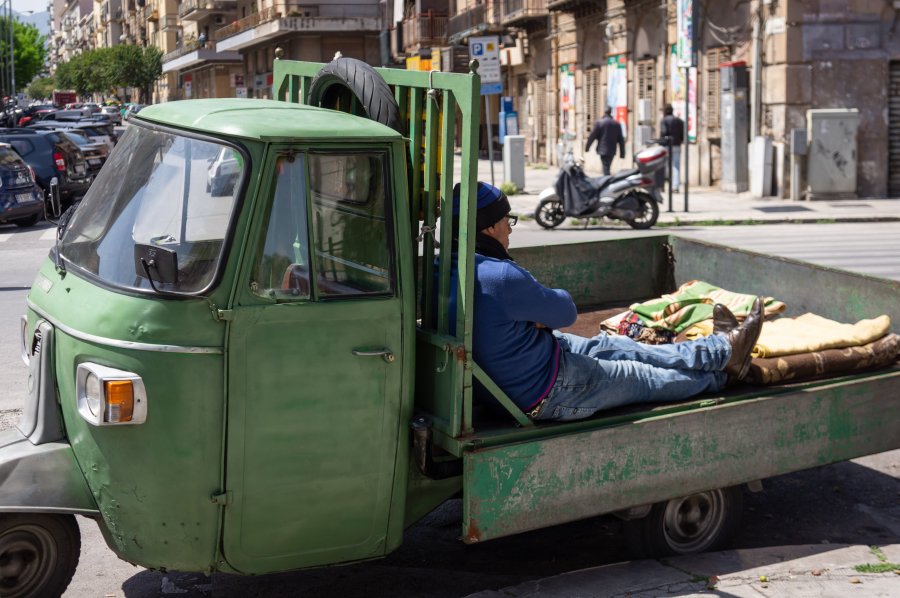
[462, 370, 900, 543]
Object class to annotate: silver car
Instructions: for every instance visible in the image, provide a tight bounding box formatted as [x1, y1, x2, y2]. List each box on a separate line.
[99, 105, 122, 125]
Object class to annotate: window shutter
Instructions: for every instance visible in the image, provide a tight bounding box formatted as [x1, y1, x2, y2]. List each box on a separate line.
[705, 47, 731, 136]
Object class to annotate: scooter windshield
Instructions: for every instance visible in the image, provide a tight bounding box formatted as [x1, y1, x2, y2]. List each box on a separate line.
[59, 123, 245, 295]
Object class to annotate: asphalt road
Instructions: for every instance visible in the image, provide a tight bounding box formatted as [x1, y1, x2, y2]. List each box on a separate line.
[0, 220, 898, 597]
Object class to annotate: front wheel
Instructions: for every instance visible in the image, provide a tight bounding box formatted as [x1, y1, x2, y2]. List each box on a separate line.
[625, 190, 660, 229]
[0, 514, 81, 598]
[534, 198, 566, 229]
[623, 486, 743, 559]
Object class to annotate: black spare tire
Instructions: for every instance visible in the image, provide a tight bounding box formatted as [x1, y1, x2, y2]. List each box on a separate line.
[307, 57, 401, 133]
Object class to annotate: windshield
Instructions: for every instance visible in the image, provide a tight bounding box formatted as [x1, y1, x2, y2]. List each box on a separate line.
[59, 124, 245, 295]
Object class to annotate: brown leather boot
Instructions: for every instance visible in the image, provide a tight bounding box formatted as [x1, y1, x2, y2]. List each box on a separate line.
[713, 304, 740, 334]
[721, 298, 763, 382]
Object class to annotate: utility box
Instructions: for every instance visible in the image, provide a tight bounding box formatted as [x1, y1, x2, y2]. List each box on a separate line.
[503, 135, 526, 191]
[806, 109, 859, 200]
[720, 62, 749, 193]
[750, 136, 773, 197]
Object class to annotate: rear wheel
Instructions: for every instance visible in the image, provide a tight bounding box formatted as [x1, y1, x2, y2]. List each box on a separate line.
[624, 486, 743, 558]
[0, 514, 81, 598]
[307, 58, 401, 133]
[534, 198, 566, 229]
[625, 190, 659, 229]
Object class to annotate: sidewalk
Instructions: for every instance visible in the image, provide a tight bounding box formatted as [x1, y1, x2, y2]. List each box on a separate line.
[468, 158, 900, 226]
[466, 543, 900, 597]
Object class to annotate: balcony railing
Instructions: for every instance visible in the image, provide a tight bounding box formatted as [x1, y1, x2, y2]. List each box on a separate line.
[447, 3, 484, 40]
[180, 0, 237, 18]
[160, 13, 179, 30]
[162, 38, 212, 62]
[213, 6, 279, 42]
[402, 11, 447, 50]
[502, 0, 547, 24]
[546, 0, 603, 13]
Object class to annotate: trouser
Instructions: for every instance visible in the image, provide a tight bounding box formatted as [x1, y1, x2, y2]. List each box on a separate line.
[669, 145, 682, 190]
[600, 153, 615, 175]
[533, 331, 730, 422]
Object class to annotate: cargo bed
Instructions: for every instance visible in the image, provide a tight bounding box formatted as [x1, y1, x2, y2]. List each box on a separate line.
[448, 235, 900, 543]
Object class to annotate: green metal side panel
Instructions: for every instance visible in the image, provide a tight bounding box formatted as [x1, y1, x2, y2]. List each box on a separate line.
[669, 236, 900, 324]
[462, 370, 900, 543]
[511, 236, 674, 307]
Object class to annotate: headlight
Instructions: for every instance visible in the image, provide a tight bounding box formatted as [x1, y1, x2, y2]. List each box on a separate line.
[76, 363, 147, 426]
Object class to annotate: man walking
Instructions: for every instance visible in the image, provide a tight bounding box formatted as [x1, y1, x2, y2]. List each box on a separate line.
[585, 107, 625, 175]
[660, 103, 685, 192]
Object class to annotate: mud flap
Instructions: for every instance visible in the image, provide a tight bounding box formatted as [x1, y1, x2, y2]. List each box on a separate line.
[0, 428, 98, 514]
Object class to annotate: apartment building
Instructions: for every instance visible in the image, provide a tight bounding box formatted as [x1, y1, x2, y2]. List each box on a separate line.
[386, 0, 899, 198]
[48, 0, 900, 197]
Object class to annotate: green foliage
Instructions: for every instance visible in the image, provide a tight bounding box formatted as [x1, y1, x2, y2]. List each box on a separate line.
[0, 16, 48, 94]
[54, 44, 163, 101]
[499, 181, 518, 196]
[853, 563, 899, 574]
[27, 76, 56, 101]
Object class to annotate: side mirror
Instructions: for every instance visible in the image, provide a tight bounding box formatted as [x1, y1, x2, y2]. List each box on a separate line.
[48, 177, 62, 218]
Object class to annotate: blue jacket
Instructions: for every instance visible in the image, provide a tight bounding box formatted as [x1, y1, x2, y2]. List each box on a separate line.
[449, 254, 578, 410]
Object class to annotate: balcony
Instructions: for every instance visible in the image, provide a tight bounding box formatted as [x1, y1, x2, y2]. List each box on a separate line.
[502, 0, 547, 26]
[160, 13, 180, 31]
[401, 11, 447, 51]
[215, 4, 382, 52]
[448, 3, 488, 43]
[180, 0, 238, 21]
[546, 0, 604, 14]
[161, 37, 242, 72]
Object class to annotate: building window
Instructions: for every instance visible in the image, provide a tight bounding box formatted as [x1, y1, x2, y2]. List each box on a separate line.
[637, 59, 655, 123]
[705, 46, 731, 137]
[584, 67, 601, 126]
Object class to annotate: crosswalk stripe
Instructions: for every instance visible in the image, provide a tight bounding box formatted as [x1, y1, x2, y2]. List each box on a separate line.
[0, 234, 11, 244]
[40, 229, 57, 241]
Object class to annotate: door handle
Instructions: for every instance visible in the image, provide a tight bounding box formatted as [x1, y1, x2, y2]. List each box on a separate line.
[352, 348, 396, 363]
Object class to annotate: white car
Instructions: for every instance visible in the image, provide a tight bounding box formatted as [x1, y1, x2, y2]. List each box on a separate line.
[206, 147, 241, 196]
[99, 105, 122, 125]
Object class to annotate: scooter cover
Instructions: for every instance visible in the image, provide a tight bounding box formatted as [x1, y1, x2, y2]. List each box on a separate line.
[554, 163, 603, 217]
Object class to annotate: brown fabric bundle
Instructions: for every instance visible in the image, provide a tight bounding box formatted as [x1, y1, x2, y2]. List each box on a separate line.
[747, 333, 900, 385]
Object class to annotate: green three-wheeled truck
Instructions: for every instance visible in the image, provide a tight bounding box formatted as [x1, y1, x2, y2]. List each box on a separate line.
[3, 56, 899, 596]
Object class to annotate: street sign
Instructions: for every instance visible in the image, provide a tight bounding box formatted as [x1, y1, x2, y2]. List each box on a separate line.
[469, 36, 502, 95]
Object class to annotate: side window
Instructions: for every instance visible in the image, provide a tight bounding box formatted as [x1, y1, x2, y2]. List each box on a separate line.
[10, 139, 32, 157]
[251, 154, 311, 300]
[308, 152, 394, 297]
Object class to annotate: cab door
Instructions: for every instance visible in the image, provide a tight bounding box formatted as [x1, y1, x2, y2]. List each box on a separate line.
[223, 147, 407, 572]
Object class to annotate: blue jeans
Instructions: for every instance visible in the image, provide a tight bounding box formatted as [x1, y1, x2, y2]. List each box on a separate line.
[669, 145, 682, 190]
[534, 332, 730, 421]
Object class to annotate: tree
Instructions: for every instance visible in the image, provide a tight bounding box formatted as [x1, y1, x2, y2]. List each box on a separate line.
[111, 44, 163, 103]
[26, 75, 55, 101]
[0, 16, 48, 95]
[55, 44, 163, 103]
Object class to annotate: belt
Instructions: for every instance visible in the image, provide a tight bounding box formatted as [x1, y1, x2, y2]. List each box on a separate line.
[527, 398, 548, 419]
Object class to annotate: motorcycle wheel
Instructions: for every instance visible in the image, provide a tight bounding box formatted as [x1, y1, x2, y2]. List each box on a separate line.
[625, 190, 660, 229]
[534, 198, 566, 229]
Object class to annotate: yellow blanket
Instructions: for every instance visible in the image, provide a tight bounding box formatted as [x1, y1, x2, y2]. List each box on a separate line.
[680, 313, 892, 358]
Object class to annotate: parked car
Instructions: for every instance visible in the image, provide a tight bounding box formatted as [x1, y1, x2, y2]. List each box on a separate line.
[36, 109, 90, 122]
[0, 129, 91, 208]
[99, 105, 122, 125]
[29, 121, 116, 151]
[0, 142, 45, 227]
[206, 146, 241, 196]
[122, 103, 144, 120]
[59, 130, 108, 177]
[16, 104, 56, 127]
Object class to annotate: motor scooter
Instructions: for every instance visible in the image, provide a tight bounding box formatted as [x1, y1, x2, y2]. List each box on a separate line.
[534, 143, 668, 230]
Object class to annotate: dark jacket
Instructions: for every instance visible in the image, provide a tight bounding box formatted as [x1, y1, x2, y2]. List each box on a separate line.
[660, 114, 685, 147]
[585, 115, 625, 158]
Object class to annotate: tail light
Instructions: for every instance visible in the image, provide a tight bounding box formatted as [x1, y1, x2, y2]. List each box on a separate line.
[27, 165, 36, 182]
[641, 177, 654, 185]
[53, 152, 66, 171]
